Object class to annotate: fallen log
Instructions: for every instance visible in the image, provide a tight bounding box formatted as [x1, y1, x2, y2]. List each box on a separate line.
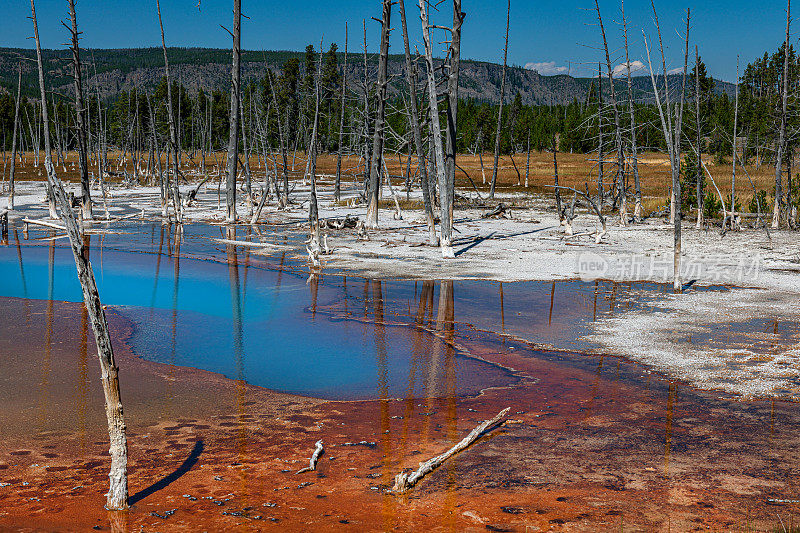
[392, 407, 510, 493]
[296, 440, 324, 474]
[319, 215, 359, 230]
[23, 217, 66, 231]
[481, 203, 509, 219]
[182, 175, 212, 207]
[0, 210, 7, 241]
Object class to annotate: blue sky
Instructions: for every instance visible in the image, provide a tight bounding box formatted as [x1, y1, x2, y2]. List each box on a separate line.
[6, 0, 794, 82]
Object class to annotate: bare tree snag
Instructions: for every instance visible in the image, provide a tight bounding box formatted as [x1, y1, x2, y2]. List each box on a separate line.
[399, 0, 437, 245]
[296, 440, 324, 474]
[443, 0, 464, 249]
[392, 408, 510, 493]
[334, 23, 348, 203]
[31, 0, 128, 510]
[774, 0, 791, 229]
[553, 137, 562, 222]
[594, 0, 626, 225]
[366, 0, 392, 229]
[489, 0, 510, 200]
[731, 57, 740, 230]
[307, 41, 324, 265]
[265, 70, 290, 206]
[419, 0, 450, 256]
[7, 63, 21, 210]
[67, 0, 91, 220]
[644, 4, 690, 292]
[694, 45, 704, 228]
[226, 0, 242, 223]
[622, 0, 641, 221]
[157, 0, 182, 222]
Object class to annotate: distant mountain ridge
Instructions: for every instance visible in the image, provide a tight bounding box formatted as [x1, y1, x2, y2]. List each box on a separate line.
[0, 46, 735, 105]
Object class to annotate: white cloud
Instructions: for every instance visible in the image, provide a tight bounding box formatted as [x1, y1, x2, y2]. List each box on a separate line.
[612, 60, 646, 77]
[667, 67, 684, 75]
[525, 61, 568, 76]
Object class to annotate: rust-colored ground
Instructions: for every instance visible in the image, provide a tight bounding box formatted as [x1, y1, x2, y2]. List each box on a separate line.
[4, 149, 775, 215]
[1, 295, 799, 532]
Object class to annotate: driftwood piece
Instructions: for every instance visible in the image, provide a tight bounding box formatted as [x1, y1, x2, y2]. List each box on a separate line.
[23, 217, 66, 231]
[319, 215, 359, 230]
[182, 175, 211, 207]
[0, 210, 8, 241]
[392, 407, 510, 493]
[296, 440, 324, 474]
[481, 203, 509, 219]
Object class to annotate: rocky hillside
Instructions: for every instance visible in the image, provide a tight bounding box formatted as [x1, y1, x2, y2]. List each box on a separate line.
[0, 46, 734, 104]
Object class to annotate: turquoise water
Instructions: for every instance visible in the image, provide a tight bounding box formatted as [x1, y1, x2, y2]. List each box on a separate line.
[1, 222, 694, 400]
[0, 232, 514, 400]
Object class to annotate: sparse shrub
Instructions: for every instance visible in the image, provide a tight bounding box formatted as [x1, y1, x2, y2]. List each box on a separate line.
[748, 190, 768, 214]
[704, 193, 723, 219]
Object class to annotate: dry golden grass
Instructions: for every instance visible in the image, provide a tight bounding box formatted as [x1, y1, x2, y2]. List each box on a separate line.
[4, 149, 777, 214]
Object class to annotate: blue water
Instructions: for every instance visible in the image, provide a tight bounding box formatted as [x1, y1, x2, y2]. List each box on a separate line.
[0, 236, 513, 400]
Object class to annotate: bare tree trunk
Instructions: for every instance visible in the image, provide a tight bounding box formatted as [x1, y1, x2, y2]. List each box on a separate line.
[553, 137, 562, 222]
[672, 11, 690, 291]
[774, 0, 791, 229]
[731, 57, 740, 229]
[489, 0, 510, 200]
[334, 23, 348, 203]
[645, 4, 690, 291]
[399, 0, 437, 245]
[68, 0, 91, 220]
[622, 1, 641, 221]
[241, 104, 253, 218]
[157, 0, 182, 222]
[595, 0, 626, 224]
[307, 43, 324, 264]
[443, 0, 464, 248]
[226, 0, 242, 223]
[265, 72, 290, 206]
[524, 131, 530, 188]
[361, 20, 372, 202]
[7, 64, 21, 210]
[366, 0, 392, 228]
[695, 45, 704, 228]
[31, 0, 128, 509]
[420, 0, 450, 256]
[597, 63, 604, 208]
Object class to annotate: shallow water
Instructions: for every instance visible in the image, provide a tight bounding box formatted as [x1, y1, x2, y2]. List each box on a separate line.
[4, 222, 800, 530]
[0, 222, 689, 400]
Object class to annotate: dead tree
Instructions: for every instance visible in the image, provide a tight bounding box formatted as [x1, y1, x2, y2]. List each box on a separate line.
[773, 0, 791, 229]
[307, 43, 324, 265]
[366, 0, 392, 228]
[156, 0, 182, 222]
[444, 0, 465, 241]
[596, 63, 605, 207]
[334, 23, 348, 202]
[731, 57, 740, 229]
[645, 4, 690, 291]
[225, 0, 242, 223]
[622, 0, 641, 220]
[360, 20, 372, 201]
[399, 0, 437, 245]
[694, 45, 703, 228]
[67, 0, 91, 220]
[553, 137, 562, 222]
[595, 0, 626, 224]
[31, 0, 128, 509]
[265, 70, 290, 206]
[489, 0, 510, 200]
[7, 64, 21, 210]
[419, 0, 452, 257]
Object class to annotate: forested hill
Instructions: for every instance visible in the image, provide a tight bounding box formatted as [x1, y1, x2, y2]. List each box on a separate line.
[0, 46, 735, 104]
